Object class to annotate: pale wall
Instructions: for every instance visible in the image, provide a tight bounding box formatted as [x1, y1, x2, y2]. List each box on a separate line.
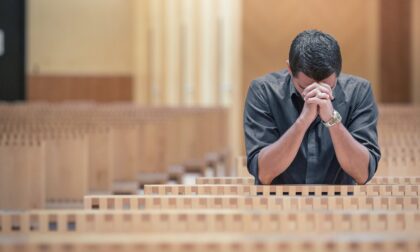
[27, 0, 133, 75]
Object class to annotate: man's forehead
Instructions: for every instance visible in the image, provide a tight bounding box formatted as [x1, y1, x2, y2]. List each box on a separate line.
[296, 72, 336, 85]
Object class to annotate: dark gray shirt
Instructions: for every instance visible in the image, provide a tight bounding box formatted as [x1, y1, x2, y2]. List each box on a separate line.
[244, 69, 381, 185]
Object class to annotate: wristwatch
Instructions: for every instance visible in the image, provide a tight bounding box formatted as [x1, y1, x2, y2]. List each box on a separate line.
[322, 110, 342, 128]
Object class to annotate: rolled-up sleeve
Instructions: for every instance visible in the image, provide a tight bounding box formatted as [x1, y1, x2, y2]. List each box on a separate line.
[243, 81, 279, 184]
[347, 82, 381, 183]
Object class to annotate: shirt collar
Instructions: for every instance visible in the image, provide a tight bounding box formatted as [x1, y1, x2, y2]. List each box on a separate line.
[332, 79, 345, 107]
[287, 74, 301, 99]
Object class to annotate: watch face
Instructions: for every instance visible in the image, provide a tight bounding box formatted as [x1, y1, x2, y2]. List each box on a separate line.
[323, 110, 341, 127]
[332, 111, 341, 124]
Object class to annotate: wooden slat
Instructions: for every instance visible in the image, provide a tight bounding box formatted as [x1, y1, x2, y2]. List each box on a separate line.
[144, 184, 420, 197]
[1, 233, 420, 252]
[84, 195, 420, 210]
[196, 176, 420, 185]
[27, 75, 133, 102]
[1, 209, 419, 234]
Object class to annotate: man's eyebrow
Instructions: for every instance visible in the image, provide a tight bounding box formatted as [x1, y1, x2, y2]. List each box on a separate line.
[297, 83, 306, 89]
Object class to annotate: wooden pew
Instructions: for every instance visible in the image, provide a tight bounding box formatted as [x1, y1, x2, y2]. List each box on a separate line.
[235, 156, 251, 178]
[0, 103, 230, 208]
[196, 177, 255, 185]
[371, 176, 420, 185]
[4, 209, 420, 234]
[0, 134, 45, 210]
[1, 232, 420, 252]
[110, 122, 142, 194]
[1, 209, 419, 234]
[135, 116, 168, 185]
[377, 146, 420, 177]
[86, 126, 114, 193]
[84, 195, 420, 210]
[143, 184, 420, 197]
[0, 124, 113, 200]
[43, 130, 89, 208]
[195, 176, 420, 185]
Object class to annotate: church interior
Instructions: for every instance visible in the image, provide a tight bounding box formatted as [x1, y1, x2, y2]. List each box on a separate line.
[0, 0, 420, 251]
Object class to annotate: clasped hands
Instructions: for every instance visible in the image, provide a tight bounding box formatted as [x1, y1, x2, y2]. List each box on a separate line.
[299, 82, 335, 126]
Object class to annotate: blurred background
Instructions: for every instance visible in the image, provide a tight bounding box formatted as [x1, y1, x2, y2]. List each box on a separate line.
[1, 0, 419, 159]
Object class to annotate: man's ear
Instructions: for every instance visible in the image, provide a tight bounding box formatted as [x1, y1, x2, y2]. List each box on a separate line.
[286, 60, 292, 74]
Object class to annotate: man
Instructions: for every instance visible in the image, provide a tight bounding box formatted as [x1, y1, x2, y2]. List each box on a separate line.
[243, 30, 381, 185]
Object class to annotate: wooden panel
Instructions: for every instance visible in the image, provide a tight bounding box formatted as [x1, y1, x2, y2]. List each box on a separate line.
[112, 126, 140, 181]
[45, 133, 88, 204]
[192, 0, 202, 106]
[164, 0, 182, 105]
[380, 0, 412, 102]
[27, 75, 132, 102]
[198, 0, 220, 106]
[412, 0, 420, 104]
[149, 0, 165, 105]
[132, 0, 151, 105]
[88, 128, 114, 193]
[0, 139, 45, 210]
[180, 0, 196, 105]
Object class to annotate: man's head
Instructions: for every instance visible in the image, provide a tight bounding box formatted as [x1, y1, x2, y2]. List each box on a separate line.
[287, 30, 342, 94]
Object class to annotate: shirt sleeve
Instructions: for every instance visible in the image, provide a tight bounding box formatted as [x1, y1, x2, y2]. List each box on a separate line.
[346, 82, 381, 184]
[243, 80, 280, 184]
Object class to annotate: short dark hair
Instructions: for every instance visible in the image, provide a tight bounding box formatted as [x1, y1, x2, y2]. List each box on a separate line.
[288, 30, 342, 81]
